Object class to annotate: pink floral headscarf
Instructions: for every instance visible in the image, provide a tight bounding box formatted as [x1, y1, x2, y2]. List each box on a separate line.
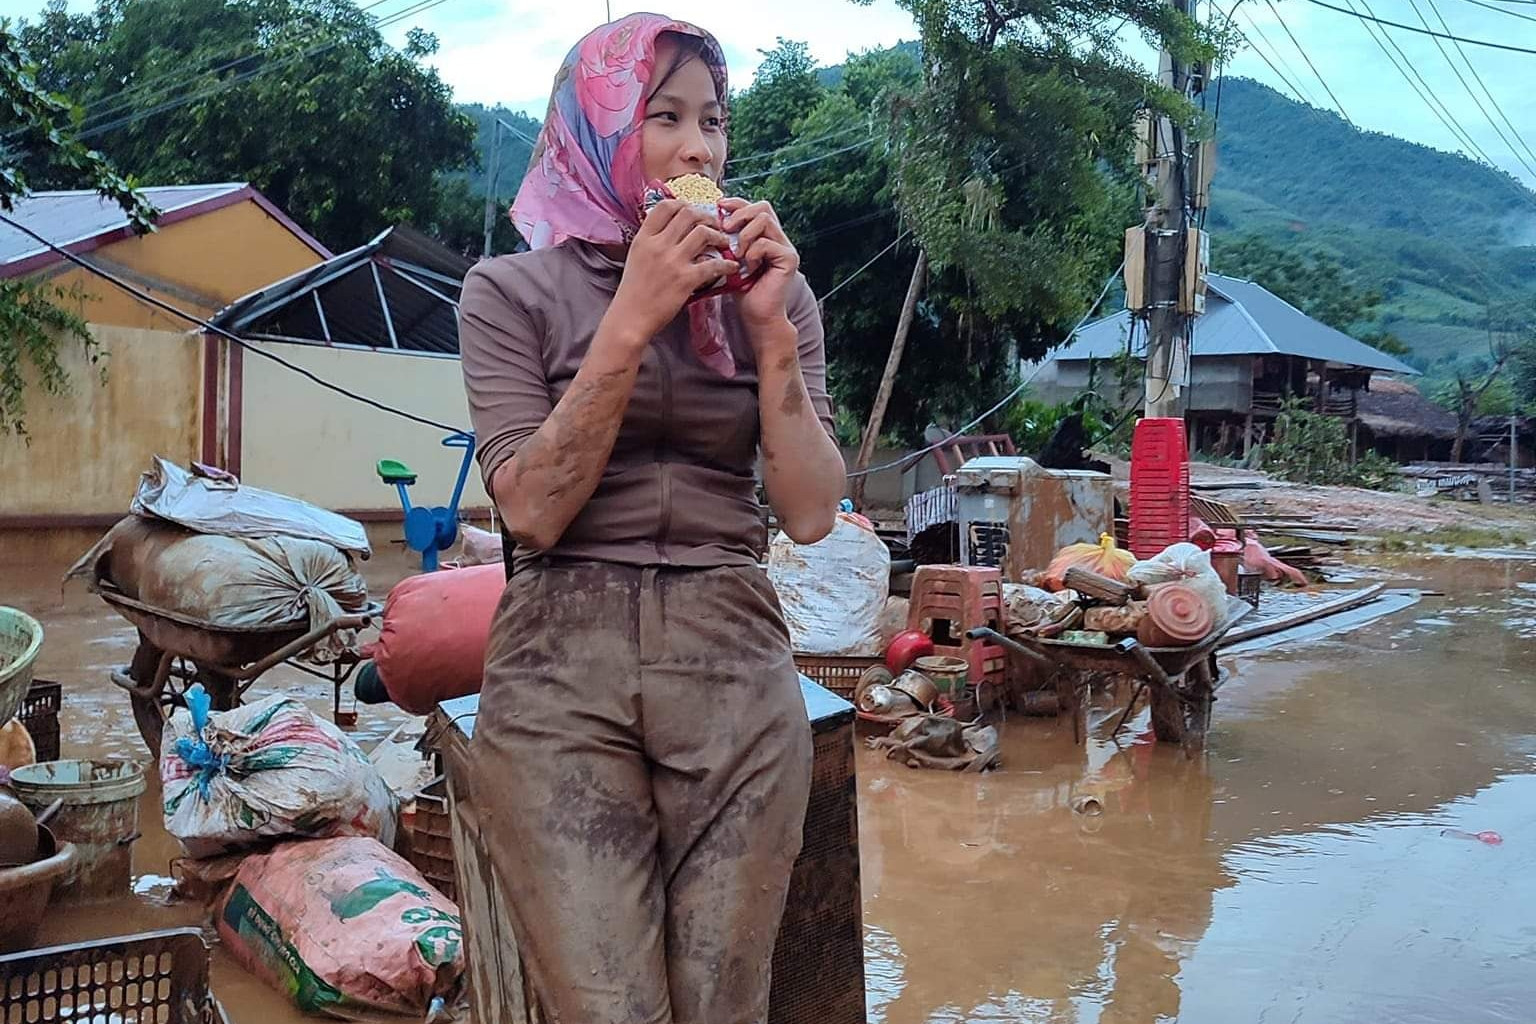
[512, 14, 736, 376]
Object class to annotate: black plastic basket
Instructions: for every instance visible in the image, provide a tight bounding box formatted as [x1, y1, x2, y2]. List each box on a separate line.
[19, 679, 61, 762]
[0, 927, 229, 1024]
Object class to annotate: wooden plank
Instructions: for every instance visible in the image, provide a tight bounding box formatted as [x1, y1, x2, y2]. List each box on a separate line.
[1219, 584, 1385, 647]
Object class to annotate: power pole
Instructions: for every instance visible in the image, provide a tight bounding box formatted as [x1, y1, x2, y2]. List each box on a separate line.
[850, 250, 927, 510]
[1143, 1, 1194, 418]
[1512, 413, 1519, 501]
[481, 118, 503, 260]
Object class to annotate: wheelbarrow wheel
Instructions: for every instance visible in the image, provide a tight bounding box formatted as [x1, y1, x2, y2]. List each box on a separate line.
[128, 642, 240, 758]
[126, 636, 170, 758]
[1149, 659, 1216, 751]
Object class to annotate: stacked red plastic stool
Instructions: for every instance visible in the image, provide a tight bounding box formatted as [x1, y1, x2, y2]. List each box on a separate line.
[1128, 416, 1191, 558]
[906, 565, 1007, 704]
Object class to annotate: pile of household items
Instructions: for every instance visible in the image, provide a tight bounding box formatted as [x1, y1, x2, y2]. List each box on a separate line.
[784, 457, 1310, 760]
[0, 459, 465, 1022]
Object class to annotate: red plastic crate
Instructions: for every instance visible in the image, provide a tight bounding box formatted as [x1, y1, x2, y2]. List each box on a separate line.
[1129, 417, 1190, 559]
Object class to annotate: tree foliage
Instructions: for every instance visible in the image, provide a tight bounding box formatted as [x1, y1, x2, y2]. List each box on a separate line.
[1261, 397, 1398, 489]
[1, 21, 155, 437]
[18, 0, 477, 250]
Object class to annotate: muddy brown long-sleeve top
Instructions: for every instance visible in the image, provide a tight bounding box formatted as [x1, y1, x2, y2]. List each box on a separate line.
[459, 240, 836, 570]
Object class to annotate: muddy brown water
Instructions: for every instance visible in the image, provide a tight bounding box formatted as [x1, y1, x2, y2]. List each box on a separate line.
[9, 552, 1536, 1023]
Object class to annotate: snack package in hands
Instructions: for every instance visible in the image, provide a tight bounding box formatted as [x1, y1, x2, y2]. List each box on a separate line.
[642, 174, 764, 299]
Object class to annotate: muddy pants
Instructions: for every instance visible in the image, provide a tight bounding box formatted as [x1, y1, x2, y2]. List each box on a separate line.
[470, 561, 813, 1024]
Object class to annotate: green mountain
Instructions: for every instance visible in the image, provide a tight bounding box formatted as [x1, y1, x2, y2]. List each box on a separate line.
[456, 103, 543, 200]
[1206, 77, 1536, 372]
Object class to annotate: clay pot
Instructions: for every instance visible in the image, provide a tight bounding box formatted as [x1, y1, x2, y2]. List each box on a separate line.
[0, 792, 37, 868]
[1139, 582, 1216, 646]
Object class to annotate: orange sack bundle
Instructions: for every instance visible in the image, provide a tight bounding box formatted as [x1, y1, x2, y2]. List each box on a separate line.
[1044, 533, 1134, 592]
[364, 564, 505, 715]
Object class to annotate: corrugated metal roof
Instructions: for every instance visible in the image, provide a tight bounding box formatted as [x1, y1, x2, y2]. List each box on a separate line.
[211, 225, 471, 355]
[1056, 273, 1419, 376]
[0, 184, 247, 267]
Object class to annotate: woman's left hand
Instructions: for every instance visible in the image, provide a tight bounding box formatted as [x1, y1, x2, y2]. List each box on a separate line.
[721, 198, 799, 336]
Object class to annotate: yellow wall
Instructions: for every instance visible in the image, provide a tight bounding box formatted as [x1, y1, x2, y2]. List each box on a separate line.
[41, 198, 324, 332]
[239, 341, 489, 513]
[0, 325, 202, 516]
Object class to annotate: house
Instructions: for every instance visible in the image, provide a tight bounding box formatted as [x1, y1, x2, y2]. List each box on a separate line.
[1027, 274, 1419, 457]
[0, 184, 331, 535]
[1356, 378, 1458, 463]
[201, 225, 489, 517]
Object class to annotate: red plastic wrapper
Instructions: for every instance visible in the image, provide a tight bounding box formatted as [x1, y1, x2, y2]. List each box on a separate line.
[642, 178, 765, 299]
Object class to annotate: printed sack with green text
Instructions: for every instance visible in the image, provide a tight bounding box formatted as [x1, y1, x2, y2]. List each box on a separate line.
[217, 836, 464, 1016]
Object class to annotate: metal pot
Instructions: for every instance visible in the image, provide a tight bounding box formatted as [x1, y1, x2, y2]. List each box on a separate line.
[890, 670, 939, 710]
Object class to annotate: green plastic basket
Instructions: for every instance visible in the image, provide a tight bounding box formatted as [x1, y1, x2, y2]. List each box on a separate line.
[0, 607, 42, 726]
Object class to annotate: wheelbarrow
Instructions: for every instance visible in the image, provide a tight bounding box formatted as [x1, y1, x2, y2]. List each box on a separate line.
[968, 595, 1252, 751]
[99, 584, 379, 757]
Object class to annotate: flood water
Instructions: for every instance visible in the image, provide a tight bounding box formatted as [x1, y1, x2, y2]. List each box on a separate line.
[11, 551, 1536, 1023]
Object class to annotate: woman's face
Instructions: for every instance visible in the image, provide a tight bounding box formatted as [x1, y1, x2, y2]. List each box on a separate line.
[641, 35, 728, 184]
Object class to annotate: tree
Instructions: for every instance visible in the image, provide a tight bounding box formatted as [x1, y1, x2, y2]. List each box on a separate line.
[0, 21, 155, 438]
[729, 6, 1214, 445]
[1432, 303, 1532, 460]
[726, 40, 826, 169]
[19, 0, 477, 250]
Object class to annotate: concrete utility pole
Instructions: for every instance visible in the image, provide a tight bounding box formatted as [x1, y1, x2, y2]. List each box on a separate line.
[482, 118, 503, 260]
[1143, 0, 1194, 418]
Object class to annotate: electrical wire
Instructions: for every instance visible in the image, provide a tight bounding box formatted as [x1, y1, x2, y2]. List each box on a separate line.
[846, 259, 1126, 480]
[1304, 0, 1536, 52]
[725, 137, 877, 185]
[797, 208, 895, 245]
[1421, 0, 1536, 171]
[1341, 0, 1502, 168]
[728, 123, 872, 167]
[1402, 0, 1536, 179]
[1454, 0, 1536, 20]
[1262, 0, 1355, 122]
[817, 229, 913, 307]
[0, 212, 466, 434]
[1237, 9, 1325, 107]
[1345, 0, 1536, 214]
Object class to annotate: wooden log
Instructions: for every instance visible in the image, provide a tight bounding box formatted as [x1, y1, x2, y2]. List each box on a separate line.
[1063, 566, 1139, 605]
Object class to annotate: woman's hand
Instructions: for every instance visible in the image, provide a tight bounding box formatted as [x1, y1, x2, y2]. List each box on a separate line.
[722, 198, 800, 341]
[611, 200, 738, 341]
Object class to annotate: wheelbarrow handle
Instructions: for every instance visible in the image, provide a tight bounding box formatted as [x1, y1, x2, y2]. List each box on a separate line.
[966, 626, 1055, 668]
[1114, 636, 1176, 688]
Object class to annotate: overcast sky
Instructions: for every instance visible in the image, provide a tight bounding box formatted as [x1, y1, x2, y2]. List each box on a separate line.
[5, 0, 1534, 188]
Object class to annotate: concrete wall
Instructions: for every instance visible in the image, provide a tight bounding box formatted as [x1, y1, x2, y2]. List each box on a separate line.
[841, 445, 946, 512]
[41, 199, 327, 332]
[0, 325, 202, 518]
[238, 340, 490, 514]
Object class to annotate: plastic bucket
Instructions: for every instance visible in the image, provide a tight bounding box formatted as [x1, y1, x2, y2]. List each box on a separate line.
[9, 760, 145, 903]
[913, 655, 969, 695]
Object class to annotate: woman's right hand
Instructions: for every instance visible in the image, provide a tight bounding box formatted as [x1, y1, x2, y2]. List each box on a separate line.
[610, 200, 738, 343]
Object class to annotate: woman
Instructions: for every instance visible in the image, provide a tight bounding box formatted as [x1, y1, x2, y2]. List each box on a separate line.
[457, 14, 847, 1024]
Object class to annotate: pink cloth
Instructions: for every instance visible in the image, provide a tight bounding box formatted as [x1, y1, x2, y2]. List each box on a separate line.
[510, 14, 736, 375]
